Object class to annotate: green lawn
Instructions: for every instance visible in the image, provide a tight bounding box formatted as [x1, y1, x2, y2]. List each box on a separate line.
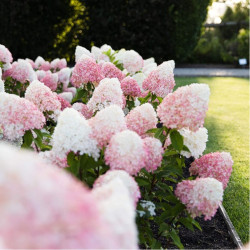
[175, 77, 249, 244]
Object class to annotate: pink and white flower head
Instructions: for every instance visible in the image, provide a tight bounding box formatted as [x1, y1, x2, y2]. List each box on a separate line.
[91, 46, 109, 62]
[0, 92, 45, 140]
[143, 57, 155, 66]
[0, 143, 119, 249]
[64, 87, 76, 97]
[58, 67, 71, 87]
[179, 127, 208, 159]
[0, 44, 13, 69]
[142, 60, 157, 76]
[189, 152, 233, 189]
[51, 58, 67, 71]
[39, 150, 68, 168]
[36, 70, 46, 81]
[25, 80, 61, 113]
[51, 108, 99, 160]
[88, 105, 127, 148]
[126, 103, 157, 137]
[142, 60, 175, 97]
[57, 95, 71, 110]
[87, 78, 124, 112]
[122, 50, 144, 74]
[39, 61, 51, 71]
[75, 45, 94, 62]
[94, 170, 141, 207]
[40, 71, 58, 91]
[132, 73, 146, 91]
[105, 130, 146, 175]
[72, 102, 93, 119]
[121, 76, 142, 97]
[8, 59, 37, 83]
[157, 83, 210, 132]
[58, 92, 73, 103]
[92, 178, 138, 249]
[175, 177, 223, 220]
[34, 56, 46, 69]
[143, 137, 163, 172]
[70, 55, 102, 87]
[100, 62, 125, 81]
[25, 58, 35, 69]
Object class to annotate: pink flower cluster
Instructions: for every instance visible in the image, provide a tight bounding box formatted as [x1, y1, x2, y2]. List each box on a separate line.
[105, 130, 146, 175]
[71, 55, 102, 87]
[143, 137, 164, 172]
[100, 62, 125, 81]
[87, 78, 124, 112]
[142, 61, 175, 97]
[57, 95, 71, 110]
[94, 170, 141, 207]
[126, 103, 157, 137]
[189, 152, 233, 189]
[157, 83, 210, 132]
[122, 50, 144, 74]
[25, 80, 61, 113]
[72, 102, 93, 119]
[50, 58, 67, 71]
[88, 105, 127, 148]
[0, 92, 45, 140]
[0, 44, 13, 66]
[175, 178, 223, 220]
[121, 76, 142, 97]
[40, 71, 58, 91]
[0, 143, 121, 249]
[5, 59, 37, 83]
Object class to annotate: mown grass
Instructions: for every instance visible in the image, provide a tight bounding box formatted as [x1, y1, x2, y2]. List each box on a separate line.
[175, 77, 249, 244]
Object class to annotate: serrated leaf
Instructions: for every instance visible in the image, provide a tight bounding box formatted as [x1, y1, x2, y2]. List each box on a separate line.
[170, 130, 184, 151]
[169, 229, 184, 249]
[23, 130, 33, 147]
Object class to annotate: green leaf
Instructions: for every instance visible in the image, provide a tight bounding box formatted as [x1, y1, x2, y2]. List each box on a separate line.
[157, 96, 163, 103]
[22, 130, 33, 148]
[135, 177, 150, 186]
[154, 127, 163, 140]
[170, 130, 184, 151]
[182, 145, 190, 152]
[146, 128, 158, 134]
[164, 150, 179, 157]
[169, 229, 184, 249]
[178, 218, 194, 231]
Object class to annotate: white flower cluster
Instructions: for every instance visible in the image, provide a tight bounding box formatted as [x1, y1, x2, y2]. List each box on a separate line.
[0, 68, 4, 92]
[92, 178, 138, 249]
[51, 108, 100, 160]
[139, 200, 156, 217]
[179, 127, 208, 159]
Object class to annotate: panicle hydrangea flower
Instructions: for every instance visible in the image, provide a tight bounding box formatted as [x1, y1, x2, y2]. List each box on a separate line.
[0, 79, 4, 92]
[51, 58, 67, 71]
[88, 105, 127, 148]
[121, 76, 142, 97]
[105, 130, 146, 175]
[34, 56, 46, 69]
[143, 57, 155, 66]
[143, 137, 163, 172]
[64, 87, 76, 97]
[125, 103, 157, 137]
[39, 150, 68, 168]
[179, 127, 208, 159]
[142, 60, 175, 97]
[40, 71, 58, 91]
[58, 92, 73, 103]
[36, 70, 46, 81]
[0, 44, 13, 65]
[87, 78, 124, 112]
[92, 178, 138, 249]
[94, 170, 141, 206]
[25, 80, 61, 113]
[175, 177, 223, 220]
[57, 67, 71, 87]
[157, 83, 210, 132]
[75, 45, 94, 62]
[189, 152, 233, 189]
[25, 58, 35, 69]
[7, 59, 37, 83]
[70, 55, 103, 87]
[72, 102, 93, 119]
[51, 108, 100, 160]
[0, 92, 45, 140]
[57, 95, 71, 110]
[122, 50, 144, 74]
[0, 143, 119, 249]
[91, 46, 109, 62]
[100, 62, 125, 81]
[39, 61, 51, 71]
[132, 73, 146, 91]
[142, 61, 157, 76]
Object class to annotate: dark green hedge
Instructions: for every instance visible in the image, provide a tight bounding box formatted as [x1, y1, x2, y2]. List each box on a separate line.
[81, 0, 210, 63]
